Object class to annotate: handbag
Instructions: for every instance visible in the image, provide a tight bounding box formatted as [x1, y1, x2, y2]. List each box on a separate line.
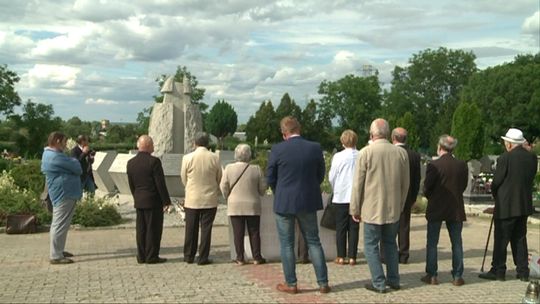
[40, 183, 53, 213]
[6, 214, 37, 234]
[320, 193, 336, 230]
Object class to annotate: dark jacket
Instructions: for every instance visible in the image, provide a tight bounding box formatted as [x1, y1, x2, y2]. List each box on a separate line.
[491, 146, 537, 219]
[400, 144, 421, 207]
[127, 152, 171, 209]
[71, 145, 94, 181]
[267, 136, 325, 214]
[424, 153, 468, 222]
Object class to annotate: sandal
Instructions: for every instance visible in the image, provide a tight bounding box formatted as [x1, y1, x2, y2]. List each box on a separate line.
[349, 258, 356, 266]
[233, 259, 246, 265]
[334, 257, 345, 265]
[253, 258, 267, 265]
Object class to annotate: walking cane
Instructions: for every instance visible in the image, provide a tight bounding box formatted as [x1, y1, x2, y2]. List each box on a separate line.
[481, 215, 494, 272]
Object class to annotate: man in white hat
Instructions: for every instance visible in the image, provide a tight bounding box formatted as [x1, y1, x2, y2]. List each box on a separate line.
[479, 128, 537, 281]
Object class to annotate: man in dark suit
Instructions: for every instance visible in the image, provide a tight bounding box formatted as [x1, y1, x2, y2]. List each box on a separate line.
[127, 135, 171, 264]
[267, 116, 330, 294]
[71, 135, 96, 194]
[479, 128, 538, 281]
[380, 127, 421, 264]
[421, 135, 468, 286]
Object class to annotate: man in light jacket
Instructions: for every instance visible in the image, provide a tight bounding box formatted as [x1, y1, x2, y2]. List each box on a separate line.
[350, 118, 409, 293]
[180, 132, 222, 265]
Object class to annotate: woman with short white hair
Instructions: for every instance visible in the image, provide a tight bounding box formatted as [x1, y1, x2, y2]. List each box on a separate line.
[220, 144, 267, 265]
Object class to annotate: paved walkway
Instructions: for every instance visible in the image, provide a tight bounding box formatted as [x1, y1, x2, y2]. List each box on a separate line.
[0, 216, 538, 303]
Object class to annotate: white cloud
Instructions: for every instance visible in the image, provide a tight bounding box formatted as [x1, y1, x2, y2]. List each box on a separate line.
[26, 64, 80, 89]
[85, 98, 119, 105]
[522, 11, 539, 36]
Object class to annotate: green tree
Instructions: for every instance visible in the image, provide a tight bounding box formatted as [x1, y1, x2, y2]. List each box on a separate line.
[0, 64, 21, 118]
[10, 101, 62, 157]
[395, 111, 420, 151]
[318, 74, 382, 142]
[451, 102, 484, 161]
[301, 99, 335, 150]
[275, 93, 302, 120]
[245, 101, 278, 144]
[205, 100, 238, 149]
[63, 116, 93, 139]
[384, 47, 477, 153]
[460, 53, 540, 150]
[135, 106, 152, 135]
[104, 124, 125, 143]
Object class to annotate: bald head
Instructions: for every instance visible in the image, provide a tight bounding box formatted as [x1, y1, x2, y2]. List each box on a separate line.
[137, 135, 154, 153]
[369, 118, 390, 140]
[391, 127, 408, 144]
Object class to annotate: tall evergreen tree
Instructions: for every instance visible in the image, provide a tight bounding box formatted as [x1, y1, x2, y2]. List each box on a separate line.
[205, 100, 238, 149]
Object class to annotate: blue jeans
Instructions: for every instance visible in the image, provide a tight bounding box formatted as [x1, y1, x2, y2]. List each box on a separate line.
[426, 221, 464, 279]
[275, 212, 328, 287]
[364, 221, 400, 290]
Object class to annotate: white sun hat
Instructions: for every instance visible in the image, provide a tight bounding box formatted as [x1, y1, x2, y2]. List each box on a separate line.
[501, 128, 525, 144]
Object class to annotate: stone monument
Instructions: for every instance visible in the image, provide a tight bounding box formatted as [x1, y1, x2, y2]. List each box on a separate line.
[148, 76, 203, 157]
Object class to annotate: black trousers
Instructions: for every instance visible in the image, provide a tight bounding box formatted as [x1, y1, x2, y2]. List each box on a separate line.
[397, 200, 415, 263]
[136, 208, 164, 263]
[490, 215, 529, 276]
[334, 203, 360, 259]
[230, 216, 263, 261]
[184, 207, 217, 262]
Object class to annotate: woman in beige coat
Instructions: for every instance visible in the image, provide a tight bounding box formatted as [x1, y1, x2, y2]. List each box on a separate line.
[220, 144, 267, 265]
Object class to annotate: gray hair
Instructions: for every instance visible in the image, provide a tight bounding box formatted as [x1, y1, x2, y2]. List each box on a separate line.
[438, 135, 458, 152]
[234, 144, 252, 162]
[194, 132, 209, 147]
[370, 118, 390, 139]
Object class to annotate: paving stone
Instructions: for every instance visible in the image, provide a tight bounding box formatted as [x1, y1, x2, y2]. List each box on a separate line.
[0, 217, 538, 303]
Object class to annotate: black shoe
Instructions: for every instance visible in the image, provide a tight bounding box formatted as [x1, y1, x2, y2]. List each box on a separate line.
[63, 251, 74, 257]
[388, 283, 401, 290]
[50, 258, 74, 265]
[146, 257, 167, 264]
[364, 283, 386, 294]
[478, 271, 505, 281]
[184, 257, 194, 264]
[516, 274, 529, 282]
[137, 258, 145, 264]
[197, 259, 213, 265]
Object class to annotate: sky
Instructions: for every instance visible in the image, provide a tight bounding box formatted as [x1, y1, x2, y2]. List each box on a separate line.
[0, 0, 538, 124]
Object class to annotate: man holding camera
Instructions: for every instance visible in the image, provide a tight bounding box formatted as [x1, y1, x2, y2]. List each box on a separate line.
[71, 135, 97, 194]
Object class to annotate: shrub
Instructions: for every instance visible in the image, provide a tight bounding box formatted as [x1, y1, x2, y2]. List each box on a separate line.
[0, 171, 51, 226]
[10, 159, 44, 195]
[0, 158, 14, 172]
[72, 196, 122, 227]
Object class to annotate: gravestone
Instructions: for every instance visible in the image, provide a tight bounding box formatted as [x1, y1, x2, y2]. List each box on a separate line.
[92, 151, 118, 193]
[464, 159, 492, 203]
[479, 155, 498, 173]
[108, 153, 136, 195]
[228, 194, 338, 261]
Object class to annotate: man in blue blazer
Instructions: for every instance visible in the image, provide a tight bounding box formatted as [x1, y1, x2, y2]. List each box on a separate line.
[267, 116, 330, 294]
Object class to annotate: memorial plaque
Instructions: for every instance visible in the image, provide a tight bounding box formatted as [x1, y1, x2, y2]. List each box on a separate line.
[92, 151, 118, 193]
[159, 153, 184, 197]
[108, 153, 136, 195]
